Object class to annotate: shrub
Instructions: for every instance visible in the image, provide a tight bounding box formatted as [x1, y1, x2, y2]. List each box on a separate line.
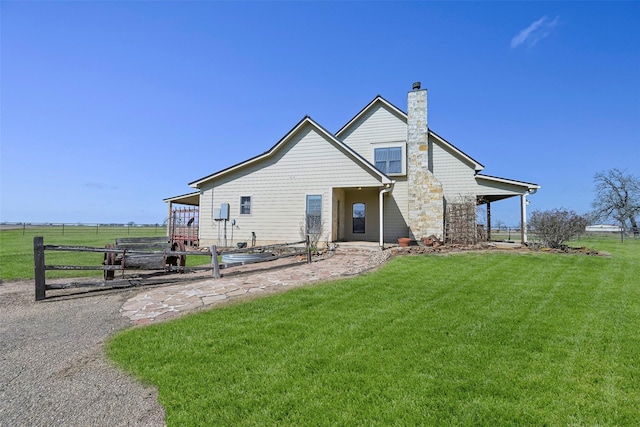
[298, 216, 325, 249]
[529, 208, 588, 249]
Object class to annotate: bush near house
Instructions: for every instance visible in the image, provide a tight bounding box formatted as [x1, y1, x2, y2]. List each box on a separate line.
[529, 208, 588, 249]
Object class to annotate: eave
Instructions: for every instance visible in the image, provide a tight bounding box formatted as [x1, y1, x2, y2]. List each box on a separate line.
[163, 191, 200, 206]
[476, 174, 540, 191]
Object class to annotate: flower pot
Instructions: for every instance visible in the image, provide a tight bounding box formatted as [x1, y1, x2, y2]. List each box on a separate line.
[397, 237, 411, 247]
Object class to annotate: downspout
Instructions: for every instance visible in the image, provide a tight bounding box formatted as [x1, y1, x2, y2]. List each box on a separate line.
[379, 183, 394, 248]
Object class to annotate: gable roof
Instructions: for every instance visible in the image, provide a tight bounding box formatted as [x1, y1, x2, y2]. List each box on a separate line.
[188, 115, 394, 188]
[335, 95, 406, 137]
[335, 95, 484, 172]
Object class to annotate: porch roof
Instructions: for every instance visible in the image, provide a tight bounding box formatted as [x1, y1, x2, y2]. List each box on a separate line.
[475, 174, 540, 203]
[163, 191, 200, 206]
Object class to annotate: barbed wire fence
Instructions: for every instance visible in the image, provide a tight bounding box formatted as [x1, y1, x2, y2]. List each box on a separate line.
[0, 222, 166, 236]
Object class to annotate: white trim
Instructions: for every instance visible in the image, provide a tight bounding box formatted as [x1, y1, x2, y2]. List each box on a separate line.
[336, 96, 406, 137]
[335, 95, 485, 172]
[163, 192, 200, 205]
[239, 195, 252, 216]
[429, 131, 484, 172]
[476, 174, 540, 190]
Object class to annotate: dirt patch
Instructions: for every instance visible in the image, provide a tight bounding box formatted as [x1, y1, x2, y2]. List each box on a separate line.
[388, 242, 609, 257]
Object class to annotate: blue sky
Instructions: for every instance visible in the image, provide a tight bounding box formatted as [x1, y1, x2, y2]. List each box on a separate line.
[2, 1, 639, 226]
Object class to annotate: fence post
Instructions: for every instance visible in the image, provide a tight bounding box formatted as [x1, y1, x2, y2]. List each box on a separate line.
[212, 245, 220, 279]
[34, 236, 46, 301]
[306, 235, 312, 263]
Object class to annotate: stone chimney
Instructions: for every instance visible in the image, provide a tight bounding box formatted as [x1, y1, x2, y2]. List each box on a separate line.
[407, 82, 428, 168]
[407, 82, 444, 240]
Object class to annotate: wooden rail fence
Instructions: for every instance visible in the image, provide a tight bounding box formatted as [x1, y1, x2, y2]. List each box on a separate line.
[33, 236, 311, 301]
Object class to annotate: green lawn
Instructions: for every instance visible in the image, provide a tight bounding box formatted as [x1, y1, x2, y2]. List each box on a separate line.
[0, 226, 168, 280]
[107, 236, 640, 426]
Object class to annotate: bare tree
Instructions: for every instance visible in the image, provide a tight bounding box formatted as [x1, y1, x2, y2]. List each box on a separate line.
[592, 169, 640, 237]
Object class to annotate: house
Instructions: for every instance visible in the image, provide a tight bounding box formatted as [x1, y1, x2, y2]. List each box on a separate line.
[164, 82, 539, 248]
[585, 224, 623, 233]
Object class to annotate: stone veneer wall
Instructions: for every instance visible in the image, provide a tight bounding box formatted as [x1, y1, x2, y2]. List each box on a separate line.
[407, 88, 444, 240]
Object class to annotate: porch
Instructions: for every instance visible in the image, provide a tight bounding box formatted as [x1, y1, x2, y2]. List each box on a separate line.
[164, 192, 200, 246]
[330, 183, 404, 246]
[475, 174, 540, 243]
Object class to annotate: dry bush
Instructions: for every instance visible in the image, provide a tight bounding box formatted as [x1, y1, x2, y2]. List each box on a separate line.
[529, 208, 588, 249]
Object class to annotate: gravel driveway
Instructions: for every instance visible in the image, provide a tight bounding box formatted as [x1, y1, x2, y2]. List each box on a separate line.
[0, 280, 165, 426]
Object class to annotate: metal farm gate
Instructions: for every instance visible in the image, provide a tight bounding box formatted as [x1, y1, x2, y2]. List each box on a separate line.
[170, 206, 199, 246]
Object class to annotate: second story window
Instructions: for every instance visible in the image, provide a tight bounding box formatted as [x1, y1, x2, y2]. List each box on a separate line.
[374, 147, 402, 174]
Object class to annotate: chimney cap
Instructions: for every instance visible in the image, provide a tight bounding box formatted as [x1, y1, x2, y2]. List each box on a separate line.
[412, 81, 421, 90]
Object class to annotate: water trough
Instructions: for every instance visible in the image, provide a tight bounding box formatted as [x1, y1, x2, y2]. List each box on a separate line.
[221, 252, 275, 264]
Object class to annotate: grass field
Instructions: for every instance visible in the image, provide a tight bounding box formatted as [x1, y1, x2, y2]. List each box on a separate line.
[107, 236, 640, 426]
[0, 225, 170, 280]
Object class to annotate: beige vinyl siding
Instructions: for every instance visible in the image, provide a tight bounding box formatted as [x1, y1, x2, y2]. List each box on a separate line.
[429, 135, 480, 202]
[340, 104, 407, 165]
[339, 103, 410, 242]
[332, 188, 345, 241]
[342, 189, 379, 242]
[199, 124, 386, 246]
[198, 185, 220, 246]
[384, 179, 410, 241]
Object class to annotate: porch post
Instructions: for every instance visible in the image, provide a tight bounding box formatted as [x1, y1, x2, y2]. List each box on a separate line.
[520, 194, 527, 243]
[486, 202, 491, 241]
[167, 202, 173, 238]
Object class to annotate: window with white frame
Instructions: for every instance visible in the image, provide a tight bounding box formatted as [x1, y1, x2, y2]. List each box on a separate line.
[353, 203, 365, 234]
[240, 196, 251, 215]
[306, 195, 322, 234]
[374, 147, 402, 174]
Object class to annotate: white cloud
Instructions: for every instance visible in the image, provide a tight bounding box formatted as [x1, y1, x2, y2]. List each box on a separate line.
[511, 16, 559, 49]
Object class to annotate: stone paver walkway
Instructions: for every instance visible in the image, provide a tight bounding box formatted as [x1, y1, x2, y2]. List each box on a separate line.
[121, 245, 391, 325]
